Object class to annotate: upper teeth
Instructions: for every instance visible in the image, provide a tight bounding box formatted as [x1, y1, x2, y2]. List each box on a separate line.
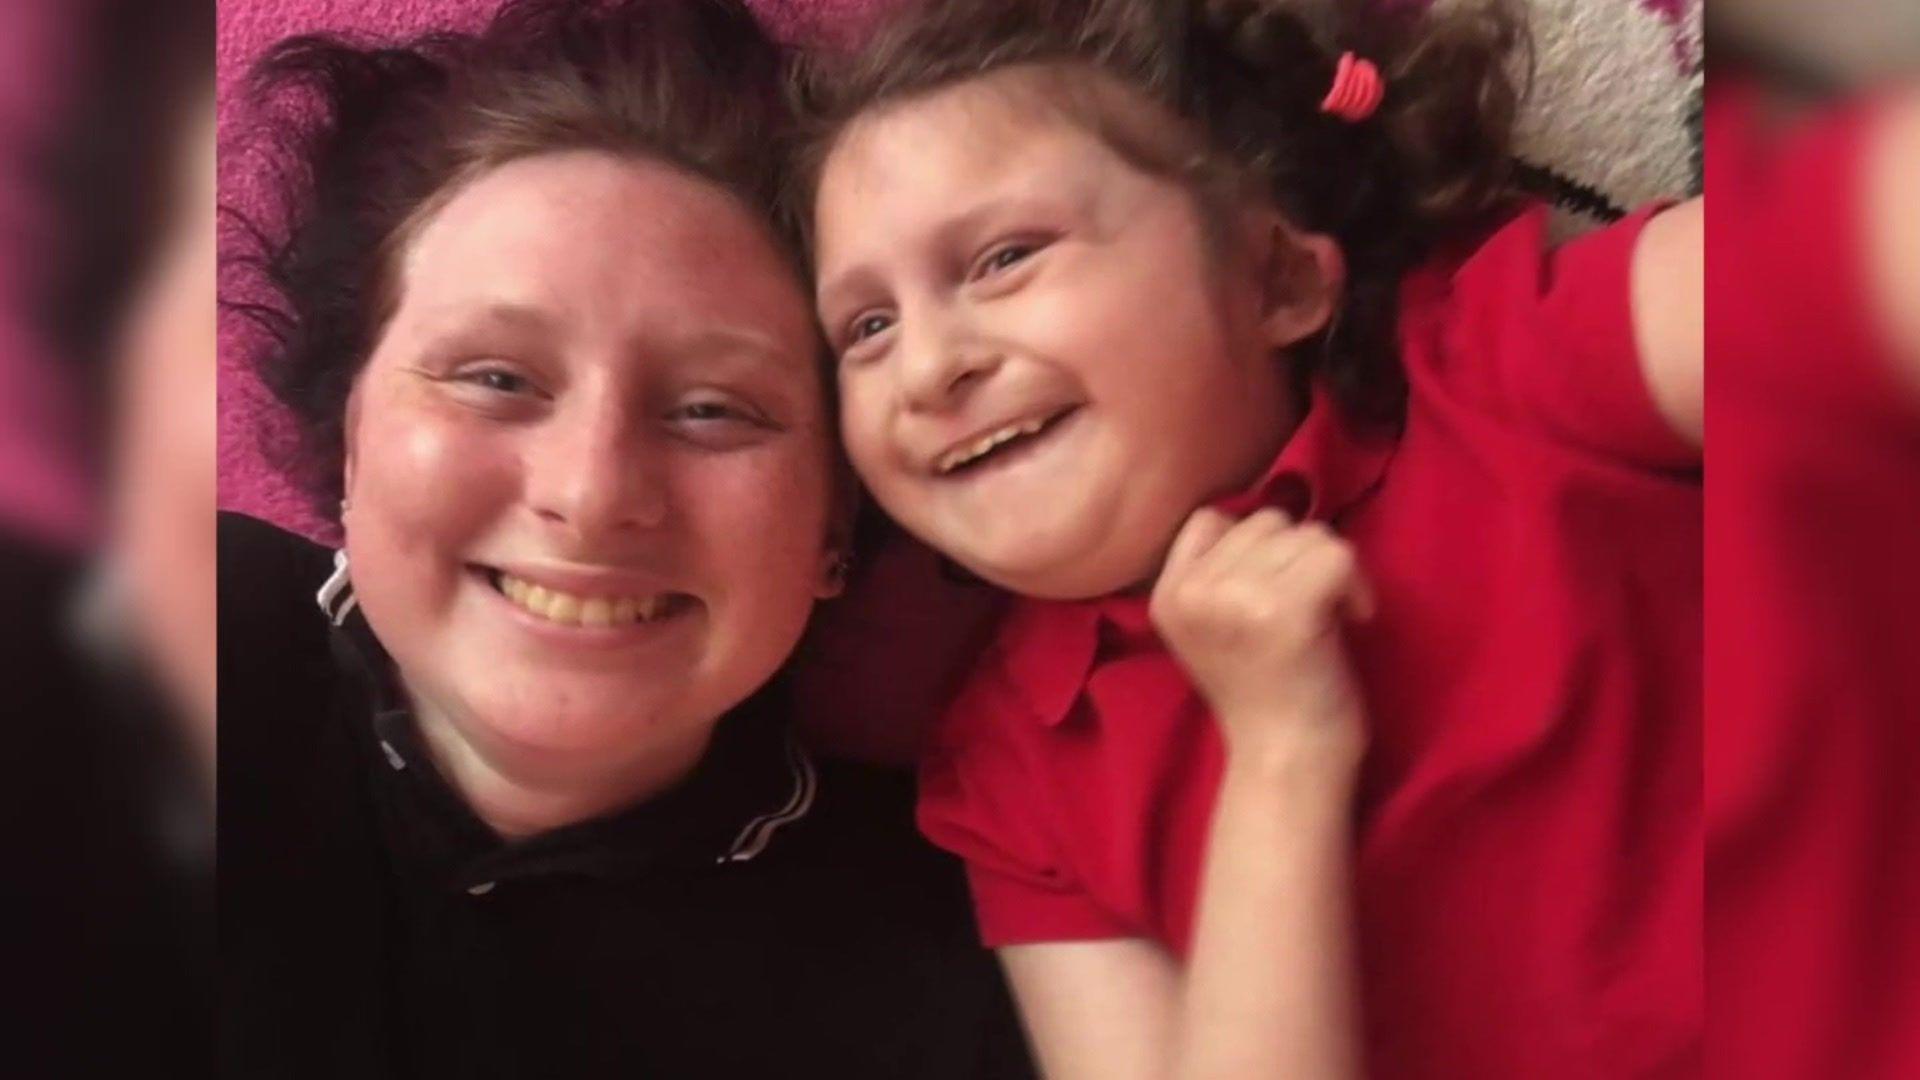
[936, 416, 1052, 474]
[497, 573, 670, 627]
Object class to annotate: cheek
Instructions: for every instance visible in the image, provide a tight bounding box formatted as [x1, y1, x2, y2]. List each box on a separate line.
[677, 444, 833, 581]
[347, 394, 521, 566]
[1077, 265, 1245, 421]
[836, 377, 897, 486]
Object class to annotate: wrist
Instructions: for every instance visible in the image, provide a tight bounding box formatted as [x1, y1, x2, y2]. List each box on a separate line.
[1219, 719, 1364, 795]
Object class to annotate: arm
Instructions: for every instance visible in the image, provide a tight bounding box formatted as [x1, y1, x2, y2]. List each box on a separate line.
[999, 939, 1178, 1080]
[1002, 509, 1369, 1080]
[1003, 751, 1360, 1080]
[1176, 734, 1361, 1079]
[1631, 197, 1704, 446]
[1867, 92, 1920, 400]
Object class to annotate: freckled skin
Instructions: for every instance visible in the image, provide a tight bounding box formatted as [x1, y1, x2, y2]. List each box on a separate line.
[343, 151, 836, 803]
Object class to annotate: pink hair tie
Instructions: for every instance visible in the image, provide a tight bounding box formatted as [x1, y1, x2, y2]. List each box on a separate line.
[1319, 51, 1384, 122]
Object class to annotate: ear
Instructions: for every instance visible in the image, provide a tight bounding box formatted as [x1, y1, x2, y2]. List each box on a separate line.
[341, 383, 365, 521]
[815, 549, 850, 600]
[814, 465, 861, 600]
[1252, 214, 1346, 349]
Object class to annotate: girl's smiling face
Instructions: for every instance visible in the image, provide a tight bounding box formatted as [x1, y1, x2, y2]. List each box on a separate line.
[813, 70, 1329, 600]
[343, 151, 838, 789]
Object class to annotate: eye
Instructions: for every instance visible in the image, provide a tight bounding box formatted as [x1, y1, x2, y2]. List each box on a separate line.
[667, 393, 777, 450]
[671, 397, 766, 427]
[845, 311, 895, 347]
[970, 240, 1040, 281]
[456, 366, 537, 396]
[676, 401, 741, 422]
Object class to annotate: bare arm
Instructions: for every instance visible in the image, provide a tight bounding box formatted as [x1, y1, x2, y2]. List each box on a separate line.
[1175, 735, 1361, 1079]
[1000, 939, 1178, 1080]
[1631, 197, 1704, 447]
[1867, 92, 1920, 400]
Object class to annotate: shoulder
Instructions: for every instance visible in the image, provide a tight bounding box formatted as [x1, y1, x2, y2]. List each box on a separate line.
[794, 757, 971, 891]
[218, 511, 335, 656]
[737, 756, 1038, 1077]
[216, 513, 351, 759]
[218, 511, 334, 617]
[1407, 202, 1656, 344]
[1399, 203, 1700, 468]
[749, 753, 978, 927]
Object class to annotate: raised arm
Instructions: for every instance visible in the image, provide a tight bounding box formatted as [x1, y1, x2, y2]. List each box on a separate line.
[1868, 93, 1920, 399]
[1631, 197, 1705, 446]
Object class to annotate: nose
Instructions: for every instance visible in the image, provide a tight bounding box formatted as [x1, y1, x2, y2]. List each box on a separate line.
[525, 397, 668, 540]
[896, 308, 1002, 413]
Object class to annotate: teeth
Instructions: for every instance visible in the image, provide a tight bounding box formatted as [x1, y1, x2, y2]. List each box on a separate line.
[495, 573, 673, 627]
[524, 585, 553, 616]
[936, 415, 1053, 474]
[579, 598, 612, 627]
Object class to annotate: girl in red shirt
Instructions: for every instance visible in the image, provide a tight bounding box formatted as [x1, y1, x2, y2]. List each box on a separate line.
[792, 1, 1713, 1075]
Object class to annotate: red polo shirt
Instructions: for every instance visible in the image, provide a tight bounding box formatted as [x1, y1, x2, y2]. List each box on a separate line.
[919, 204, 1703, 1078]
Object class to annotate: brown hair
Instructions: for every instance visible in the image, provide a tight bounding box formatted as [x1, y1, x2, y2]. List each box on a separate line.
[787, 0, 1529, 426]
[224, 0, 796, 521]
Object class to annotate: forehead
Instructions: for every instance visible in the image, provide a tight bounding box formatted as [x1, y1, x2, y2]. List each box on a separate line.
[395, 150, 810, 342]
[814, 70, 1147, 243]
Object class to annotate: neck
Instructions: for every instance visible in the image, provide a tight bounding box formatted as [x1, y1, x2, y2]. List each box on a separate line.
[407, 695, 712, 841]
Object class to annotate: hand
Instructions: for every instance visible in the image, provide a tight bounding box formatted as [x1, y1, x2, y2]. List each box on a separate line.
[1149, 507, 1373, 759]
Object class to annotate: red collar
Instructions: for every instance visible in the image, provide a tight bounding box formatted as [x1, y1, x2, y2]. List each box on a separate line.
[1210, 381, 1398, 523]
[995, 385, 1397, 728]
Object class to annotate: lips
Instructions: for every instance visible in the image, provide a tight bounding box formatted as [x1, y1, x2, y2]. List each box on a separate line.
[931, 405, 1079, 476]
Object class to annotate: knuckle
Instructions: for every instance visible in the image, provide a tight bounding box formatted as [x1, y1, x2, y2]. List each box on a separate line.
[1320, 542, 1356, 575]
[1297, 521, 1338, 545]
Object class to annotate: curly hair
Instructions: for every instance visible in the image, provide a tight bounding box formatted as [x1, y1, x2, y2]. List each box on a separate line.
[787, 0, 1530, 427]
[223, 0, 795, 522]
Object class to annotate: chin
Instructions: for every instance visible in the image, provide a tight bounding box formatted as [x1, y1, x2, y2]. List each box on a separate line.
[965, 552, 1114, 602]
[461, 677, 687, 757]
[967, 522, 1146, 600]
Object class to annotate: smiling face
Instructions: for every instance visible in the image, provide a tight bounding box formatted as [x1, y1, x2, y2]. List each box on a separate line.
[342, 151, 835, 791]
[813, 71, 1314, 600]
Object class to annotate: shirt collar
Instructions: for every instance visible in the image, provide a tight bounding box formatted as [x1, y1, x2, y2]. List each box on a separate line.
[318, 566, 817, 893]
[999, 383, 1397, 729]
[1209, 380, 1398, 524]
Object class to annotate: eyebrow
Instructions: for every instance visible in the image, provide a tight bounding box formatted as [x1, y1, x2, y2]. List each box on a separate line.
[670, 323, 795, 362]
[816, 193, 1083, 317]
[412, 301, 797, 366]
[412, 300, 562, 343]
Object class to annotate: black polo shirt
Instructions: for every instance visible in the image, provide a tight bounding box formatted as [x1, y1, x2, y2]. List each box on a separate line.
[218, 512, 1034, 1078]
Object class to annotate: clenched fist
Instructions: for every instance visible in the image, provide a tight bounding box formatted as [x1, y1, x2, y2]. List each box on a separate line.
[1149, 507, 1373, 762]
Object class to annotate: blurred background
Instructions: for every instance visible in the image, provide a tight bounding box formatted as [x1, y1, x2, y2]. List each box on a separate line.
[0, 0, 211, 1069]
